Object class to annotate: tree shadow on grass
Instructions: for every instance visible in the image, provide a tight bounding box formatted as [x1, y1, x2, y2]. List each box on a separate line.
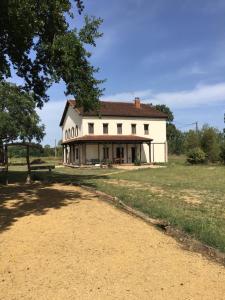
[0, 168, 109, 233]
[0, 168, 108, 188]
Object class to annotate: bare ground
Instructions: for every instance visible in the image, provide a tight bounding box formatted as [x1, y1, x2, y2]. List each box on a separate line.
[0, 183, 225, 300]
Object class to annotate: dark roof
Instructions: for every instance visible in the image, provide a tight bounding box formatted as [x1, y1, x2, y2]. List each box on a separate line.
[59, 100, 167, 126]
[62, 135, 152, 144]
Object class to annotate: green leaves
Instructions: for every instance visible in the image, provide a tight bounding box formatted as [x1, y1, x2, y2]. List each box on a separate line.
[0, 0, 104, 109]
[79, 15, 103, 46]
[0, 82, 45, 144]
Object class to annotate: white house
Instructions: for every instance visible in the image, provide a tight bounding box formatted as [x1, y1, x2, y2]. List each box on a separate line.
[60, 98, 168, 165]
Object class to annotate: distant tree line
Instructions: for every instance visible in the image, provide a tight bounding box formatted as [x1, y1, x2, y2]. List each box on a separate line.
[7, 142, 63, 159]
[155, 105, 225, 164]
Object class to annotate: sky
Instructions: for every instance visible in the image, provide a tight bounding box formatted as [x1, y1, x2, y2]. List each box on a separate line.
[31, 0, 225, 144]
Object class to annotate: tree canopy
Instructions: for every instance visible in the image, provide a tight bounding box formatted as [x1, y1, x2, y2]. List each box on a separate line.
[155, 104, 174, 123]
[0, 0, 103, 110]
[0, 82, 45, 145]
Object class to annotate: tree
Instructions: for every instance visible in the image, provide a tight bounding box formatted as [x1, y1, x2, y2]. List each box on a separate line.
[219, 142, 225, 164]
[0, 1, 103, 110]
[43, 145, 55, 157]
[0, 82, 45, 143]
[184, 130, 200, 152]
[200, 125, 220, 162]
[154, 104, 185, 154]
[167, 124, 185, 155]
[0, 82, 45, 183]
[155, 104, 174, 123]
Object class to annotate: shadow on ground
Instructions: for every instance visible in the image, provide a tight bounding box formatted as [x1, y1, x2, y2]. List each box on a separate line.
[0, 169, 107, 233]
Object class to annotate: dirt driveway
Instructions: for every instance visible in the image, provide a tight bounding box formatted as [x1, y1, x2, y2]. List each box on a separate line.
[0, 183, 225, 300]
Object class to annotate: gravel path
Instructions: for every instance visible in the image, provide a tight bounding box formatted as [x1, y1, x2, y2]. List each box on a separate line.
[0, 183, 225, 300]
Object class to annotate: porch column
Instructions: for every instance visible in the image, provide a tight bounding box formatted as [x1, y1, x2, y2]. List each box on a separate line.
[79, 144, 81, 165]
[98, 143, 100, 162]
[111, 143, 114, 163]
[120, 144, 122, 164]
[139, 143, 142, 162]
[148, 142, 151, 163]
[71, 145, 73, 164]
[65, 145, 68, 164]
[63, 145, 65, 164]
[126, 144, 128, 164]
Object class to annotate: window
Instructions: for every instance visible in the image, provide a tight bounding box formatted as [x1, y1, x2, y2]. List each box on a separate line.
[65, 130, 68, 140]
[75, 148, 79, 160]
[68, 129, 71, 139]
[144, 124, 149, 135]
[103, 147, 109, 160]
[71, 127, 74, 138]
[103, 123, 108, 134]
[88, 123, 94, 134]
[117, 123, 122, 134]
[75, 125, 78, 137]
[131, 124, 136, 134]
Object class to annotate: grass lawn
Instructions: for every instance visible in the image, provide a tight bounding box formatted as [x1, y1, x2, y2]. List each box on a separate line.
[8, 156, 62, 165]
[1, 156, 225, 252]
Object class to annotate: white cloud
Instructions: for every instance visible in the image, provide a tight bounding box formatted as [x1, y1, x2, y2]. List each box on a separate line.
[141, 47, 199, 66]
[37, 82, 225, 145]
[103, 82, 225, 109]
[177, 63, 206, 76]
[102, 89, 152, 102]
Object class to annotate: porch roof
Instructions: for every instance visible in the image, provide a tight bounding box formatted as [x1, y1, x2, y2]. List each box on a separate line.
[62, 135, 152, 144]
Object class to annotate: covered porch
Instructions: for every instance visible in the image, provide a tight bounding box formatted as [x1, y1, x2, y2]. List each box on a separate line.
[62, 135, 152, 166]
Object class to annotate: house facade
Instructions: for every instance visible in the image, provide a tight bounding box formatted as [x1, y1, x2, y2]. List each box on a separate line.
[60, 98, 168, 165]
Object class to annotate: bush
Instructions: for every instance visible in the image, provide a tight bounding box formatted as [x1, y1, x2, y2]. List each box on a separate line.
[186, 147, 206, 164]
[134, 159, 141, 166]
[219, 143, 225, 165]
[30, 158, 46, 165]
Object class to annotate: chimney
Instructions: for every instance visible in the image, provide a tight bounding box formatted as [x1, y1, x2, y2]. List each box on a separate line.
[134, 97, 141, 109]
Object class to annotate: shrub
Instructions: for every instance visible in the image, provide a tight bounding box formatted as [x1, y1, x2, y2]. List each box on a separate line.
[186, 147, 206, 164]
[134, 159, 141, 166]
[219, 143, 225, 165]
[30, 158, 46, 165]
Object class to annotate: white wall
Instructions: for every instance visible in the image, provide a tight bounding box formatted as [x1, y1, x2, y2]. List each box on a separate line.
[82, 116, 167, 163]
[62, 110, 167, 163]
[62, 106, 82, 142]
[82, 116, 166, 142]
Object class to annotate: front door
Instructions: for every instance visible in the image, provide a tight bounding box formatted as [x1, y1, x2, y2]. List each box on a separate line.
[131, 147, 136, 163]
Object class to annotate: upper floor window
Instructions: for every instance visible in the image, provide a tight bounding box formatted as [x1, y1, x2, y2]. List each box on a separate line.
[117, 123, 122, 134]
[103, 123, 108, 134]
[65, 130, 68, 140]
[88, 123, 94, 134]
[75, 125, 78, 137]
[131, 124, 136, 134]
[144, 124, 149, 135]
[71, 127, 74, 138]
[68, 129, 71, 139]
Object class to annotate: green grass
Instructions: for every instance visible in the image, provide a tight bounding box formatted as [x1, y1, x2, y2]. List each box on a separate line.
[8, 156, 62, 165]
[1, 156, 225, 252]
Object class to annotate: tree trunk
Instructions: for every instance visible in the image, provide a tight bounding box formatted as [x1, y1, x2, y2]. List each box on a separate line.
[26, 145, 31, 184]
[5, 144, 8, 185]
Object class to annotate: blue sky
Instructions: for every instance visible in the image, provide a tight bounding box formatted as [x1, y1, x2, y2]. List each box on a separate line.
[35, 0, 225, 145]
